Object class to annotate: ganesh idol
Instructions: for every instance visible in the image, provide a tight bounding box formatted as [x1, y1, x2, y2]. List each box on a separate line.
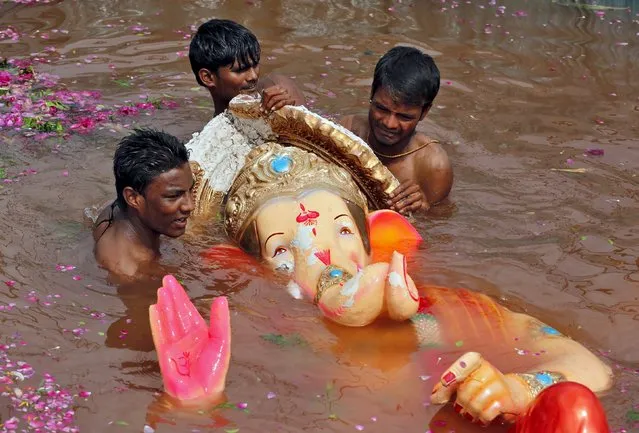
[148, 96, 613, 432]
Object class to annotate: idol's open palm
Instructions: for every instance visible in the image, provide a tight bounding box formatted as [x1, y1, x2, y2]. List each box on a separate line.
[149, 275, 231, 403]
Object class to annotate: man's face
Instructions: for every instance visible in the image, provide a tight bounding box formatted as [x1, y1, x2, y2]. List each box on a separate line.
[213, 60, 260, 102]
[368, 87, 426, 147]
[137, 163, 195, 238]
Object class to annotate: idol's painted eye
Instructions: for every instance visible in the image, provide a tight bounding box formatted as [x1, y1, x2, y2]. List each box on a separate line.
[273, 247, 288, 258]
[339, 226, 353, 236]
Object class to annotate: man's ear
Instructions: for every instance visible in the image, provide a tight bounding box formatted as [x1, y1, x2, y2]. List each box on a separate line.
[123, 186, 144, 211]
[420, 103, 432, 120]
[198, 68, 217, 89]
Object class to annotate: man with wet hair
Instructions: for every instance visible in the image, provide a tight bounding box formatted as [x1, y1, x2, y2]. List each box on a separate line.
[93, 128, 195, 278]
[189, 18, 305, 116]
[340, 46, 453, 215]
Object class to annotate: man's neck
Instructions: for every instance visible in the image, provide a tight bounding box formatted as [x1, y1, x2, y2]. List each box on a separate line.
[119, 210, 161, 255]
[211, 91, 230, 117]
[213, 104, 227, 117]
[367, 130, 415, 159]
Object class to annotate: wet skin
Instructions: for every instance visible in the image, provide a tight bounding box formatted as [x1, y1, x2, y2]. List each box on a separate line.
[340, 87, 454, 214]
[368, 87, 427, 149]
[196, 60, 306, 116]
[93, 162, 195, 278]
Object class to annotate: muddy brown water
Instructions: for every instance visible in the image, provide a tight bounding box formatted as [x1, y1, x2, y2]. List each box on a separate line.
[1, 0, 638, 432]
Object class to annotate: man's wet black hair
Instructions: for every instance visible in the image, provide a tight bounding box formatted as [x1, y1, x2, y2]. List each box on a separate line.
[113, 128, 190, 209]
[371, 46, 440, 109]
[189, 19, 261, 85]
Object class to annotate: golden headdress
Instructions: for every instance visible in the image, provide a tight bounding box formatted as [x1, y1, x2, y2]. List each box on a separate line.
[229, 98, 399, 209]
[223, 142, 368, 243]
[189, 96, 399, 233]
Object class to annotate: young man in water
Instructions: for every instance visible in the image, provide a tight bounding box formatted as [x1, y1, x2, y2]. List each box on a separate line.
[93, 129, 195, 278]
[189, 19, 305, 116]
[340, 47, 453, 215]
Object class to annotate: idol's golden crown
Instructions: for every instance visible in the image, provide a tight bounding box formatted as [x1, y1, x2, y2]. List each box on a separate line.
[189, 96, 399, 221]
[229, 97, 399, 209]
[223, 142, 368, 242]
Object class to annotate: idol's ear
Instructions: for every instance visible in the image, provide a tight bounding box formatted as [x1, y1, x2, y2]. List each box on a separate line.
[201, 244, 260, 272]
[367, 210, 423, 263]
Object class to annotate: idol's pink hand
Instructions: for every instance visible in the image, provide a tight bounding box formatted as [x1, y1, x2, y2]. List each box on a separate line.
[149, 275, 231, 403]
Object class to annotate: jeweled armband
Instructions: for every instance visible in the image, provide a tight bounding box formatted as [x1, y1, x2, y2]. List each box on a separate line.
[314, 265, 352, 305]
[410, 313, 442, 348]
[515, 371, 566, 401]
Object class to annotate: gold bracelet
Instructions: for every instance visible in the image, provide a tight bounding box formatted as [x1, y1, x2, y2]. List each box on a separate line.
[314, 265, 352, 305]
[515, 371, 566, 401]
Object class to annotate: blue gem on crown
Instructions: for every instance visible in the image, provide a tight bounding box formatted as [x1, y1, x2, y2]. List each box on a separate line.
[271, 155, 293, 174]
[329, 269, 344, 279]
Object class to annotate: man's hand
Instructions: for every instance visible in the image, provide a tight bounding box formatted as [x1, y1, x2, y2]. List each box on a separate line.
[388, 181, 429, 215]
[261, 85, 295, 112]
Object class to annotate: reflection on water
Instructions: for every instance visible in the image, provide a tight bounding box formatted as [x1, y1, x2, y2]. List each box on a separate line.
[1, 0, 638, 431]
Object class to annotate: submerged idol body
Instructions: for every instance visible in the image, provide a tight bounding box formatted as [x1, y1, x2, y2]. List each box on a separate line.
[149, 96, 613, 432]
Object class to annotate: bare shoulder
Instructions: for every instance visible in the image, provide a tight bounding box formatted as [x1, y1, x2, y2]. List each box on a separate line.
[413, 133, 451, 170]
[411, 133, 453, 205]
[92, 202, 117, 241]
[337, 114, 368, 140]
[94, 223, 139, 278]
[95, 248, 138, 279]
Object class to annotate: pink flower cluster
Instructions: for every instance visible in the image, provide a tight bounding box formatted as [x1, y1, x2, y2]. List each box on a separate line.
[0, 337, 90, 432]
[0, 57, 179, 138]
[0, 27, 20, 41]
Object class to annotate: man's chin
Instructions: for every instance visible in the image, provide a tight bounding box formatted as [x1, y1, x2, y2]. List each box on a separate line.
[239, 88, 258, 97]
[375, 135, 400, 147]
[372, 129, 401, 147]
[164, 227, 187, 238]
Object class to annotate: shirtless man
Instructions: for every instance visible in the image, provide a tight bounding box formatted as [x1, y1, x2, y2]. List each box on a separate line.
[189, 19, 306, 117]
[93, 129, 194, 278]
[340, 47, 453, 214]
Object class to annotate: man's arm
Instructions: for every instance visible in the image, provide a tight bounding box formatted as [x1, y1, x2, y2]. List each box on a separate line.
[337, 114, 367, 140]
[387, 139, 453, 215]
[414, 140, 453, 206]
[259, 73, 306, 107]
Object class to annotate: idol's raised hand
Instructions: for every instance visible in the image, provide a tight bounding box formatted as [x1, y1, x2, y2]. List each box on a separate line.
[149, 275, 231, 403]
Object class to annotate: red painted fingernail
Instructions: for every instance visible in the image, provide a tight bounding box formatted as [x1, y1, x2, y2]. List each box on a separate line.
[463, 412, 475, 422]
[442, 371, 456, 386]
[454, 403, 463, 413]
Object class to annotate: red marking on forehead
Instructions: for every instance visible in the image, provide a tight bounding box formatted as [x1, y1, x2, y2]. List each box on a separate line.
[296, 202, 320, 224]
